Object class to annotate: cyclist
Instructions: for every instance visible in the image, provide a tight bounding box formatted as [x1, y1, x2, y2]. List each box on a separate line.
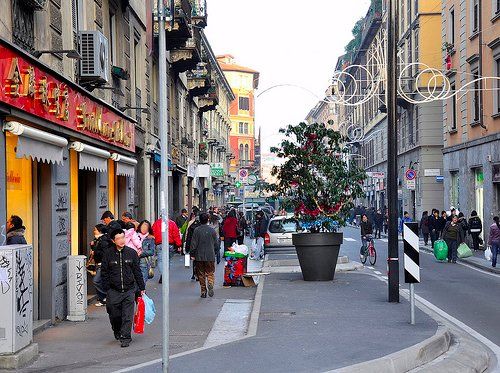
[360, 214, 374, 259]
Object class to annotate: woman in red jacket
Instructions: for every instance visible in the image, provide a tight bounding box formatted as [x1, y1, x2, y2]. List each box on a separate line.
[222, 209, 239, 250]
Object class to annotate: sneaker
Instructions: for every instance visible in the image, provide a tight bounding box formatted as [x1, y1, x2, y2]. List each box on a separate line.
[120, 340, 130, 348]
[95, 301, 106, 307]
[208, 284, 214, 298]
[200, 293, 207, 298]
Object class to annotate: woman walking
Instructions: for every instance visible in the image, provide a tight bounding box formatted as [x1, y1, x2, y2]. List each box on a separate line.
[420, 211, 430, 246]
[488, 216, 500, 268]
[222, 209, 239, 250]
[136, 220, 156, 284]
[442, 215, 464, 263]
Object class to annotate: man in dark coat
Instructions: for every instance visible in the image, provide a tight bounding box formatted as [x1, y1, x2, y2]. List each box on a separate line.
[189, 213, 218, 298]
[175, 208, 189, 229]
[101, 211, 124, 233]
[101, 229, 145, 347]
[6, 215, 27, 245]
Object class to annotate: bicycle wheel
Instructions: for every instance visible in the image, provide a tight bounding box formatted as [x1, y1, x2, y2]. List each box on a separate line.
[369, 246, 377, 266]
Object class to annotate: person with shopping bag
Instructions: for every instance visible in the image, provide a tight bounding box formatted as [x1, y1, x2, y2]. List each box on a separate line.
[101, 229, 146, 348]
[442, 215, 464, 264]
[488, 216, 500, 268]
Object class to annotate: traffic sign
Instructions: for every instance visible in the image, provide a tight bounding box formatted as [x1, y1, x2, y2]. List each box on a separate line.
[235, 181, 242, 188]
[247, 173, 258, 185]
[405, 169, 416, 180]
[406, 179, 416, 190]
[238, 168, 249, 183]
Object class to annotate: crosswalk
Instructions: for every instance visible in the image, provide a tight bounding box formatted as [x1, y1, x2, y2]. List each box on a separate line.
[343, 237, 387, 242]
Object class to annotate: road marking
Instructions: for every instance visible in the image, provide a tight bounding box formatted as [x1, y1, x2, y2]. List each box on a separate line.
[344, 237, 356, 242]
[366, 266, 374, 270]
[380, 239, 388, 243]
[381, 276, 388, 280]
[374, 271, 382, 275]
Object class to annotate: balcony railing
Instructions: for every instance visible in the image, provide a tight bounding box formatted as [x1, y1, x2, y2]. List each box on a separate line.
[190, 0, 207, 27]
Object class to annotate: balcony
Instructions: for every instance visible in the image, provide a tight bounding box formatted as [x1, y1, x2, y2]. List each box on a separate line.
[198, 85, 219, 113]
[190, 0, 207, 27]
[154, 0, 192, 50]
[186, 63, 211, 97]
[171, 27, 202, 73]
[359, 8, 382, 50]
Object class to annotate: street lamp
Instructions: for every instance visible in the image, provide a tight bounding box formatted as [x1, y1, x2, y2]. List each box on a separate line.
[33, 49, 81, 59]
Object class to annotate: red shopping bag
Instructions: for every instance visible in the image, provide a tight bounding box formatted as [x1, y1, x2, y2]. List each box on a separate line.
[134, 296, 145, 334]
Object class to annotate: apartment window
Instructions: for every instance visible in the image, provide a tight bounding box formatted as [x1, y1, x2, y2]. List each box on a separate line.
[495, 0, 500, 15]
[496, 58, 500, 114]
[450, 9, 455, 45]
[472, 0, 480, 33]
[134, 40, 140, 92]
[450, 82, 457, 130]
[238, 97, 250, 111]
[12, 0, 35, 52]
[472, 70, 480, 122]
[244, 144, 249, 162]
[239, 144, 244, 160]
[109, 12, 117, 64]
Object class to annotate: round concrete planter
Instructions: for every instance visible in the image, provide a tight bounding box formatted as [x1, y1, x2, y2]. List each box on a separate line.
[292, 232, 343, 281]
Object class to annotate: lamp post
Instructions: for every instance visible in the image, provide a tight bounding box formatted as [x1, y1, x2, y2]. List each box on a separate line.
[387, 0, 400, 303]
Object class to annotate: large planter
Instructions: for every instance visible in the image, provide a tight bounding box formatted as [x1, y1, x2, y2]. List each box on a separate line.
[292, 232, 343, 281]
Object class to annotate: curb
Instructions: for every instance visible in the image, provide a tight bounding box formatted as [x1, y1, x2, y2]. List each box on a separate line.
[326, 327, 452, 373]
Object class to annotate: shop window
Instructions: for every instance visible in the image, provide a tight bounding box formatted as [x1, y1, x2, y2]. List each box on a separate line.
[474, 168, 484, 225]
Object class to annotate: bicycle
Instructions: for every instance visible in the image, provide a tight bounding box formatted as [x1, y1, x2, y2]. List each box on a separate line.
[360, 235, 377, 265]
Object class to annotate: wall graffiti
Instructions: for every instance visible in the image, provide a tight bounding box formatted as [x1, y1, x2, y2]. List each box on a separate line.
[55, 188, 68, 210]
[0, 224, 6, 245]
[57, 214, 67, 236]
[15, 250, 30, 318]
[15, 320, 29, 337]
[99, 190, 108, 208]
[75, 259, 85, 305]
[0, 253, 13, 294]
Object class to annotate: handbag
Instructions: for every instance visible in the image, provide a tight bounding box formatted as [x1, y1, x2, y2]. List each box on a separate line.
[86, 250, 96, 276]
[144, 257, 155, 279]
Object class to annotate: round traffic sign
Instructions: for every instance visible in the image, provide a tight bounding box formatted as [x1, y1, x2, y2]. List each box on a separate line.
[405, 169, 416, 180]
[239, 169, 248, 178]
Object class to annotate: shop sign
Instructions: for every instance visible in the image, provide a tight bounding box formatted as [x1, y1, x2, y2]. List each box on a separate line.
[366, 171, 385, 179]
[424, 169, 441, 177]
[0, 42, 134, 152]
[210, 162, 224, 177]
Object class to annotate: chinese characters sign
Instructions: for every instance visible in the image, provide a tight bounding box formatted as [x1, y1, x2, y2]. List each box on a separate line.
[0, 42, 134, 152]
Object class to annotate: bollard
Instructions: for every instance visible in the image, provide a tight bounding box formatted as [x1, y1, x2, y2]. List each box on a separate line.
[67, 255, 87, 322]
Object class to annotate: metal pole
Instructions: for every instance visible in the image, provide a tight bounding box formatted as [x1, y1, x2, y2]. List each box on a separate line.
[387, 0, 400, 302]
[410, 283, 415, 325]
[158, 0, 170, 371]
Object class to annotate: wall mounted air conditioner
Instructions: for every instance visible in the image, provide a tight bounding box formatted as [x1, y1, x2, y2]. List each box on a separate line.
[79, 30, 109, 84]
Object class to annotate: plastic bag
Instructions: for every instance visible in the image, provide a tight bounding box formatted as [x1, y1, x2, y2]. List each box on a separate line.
[485, 247, 492, 261]
[134, 296, 145, 334]
[250, 240, 258, 259]
[433, 240, 448, 261]
[234, 244, 248, 256]
[143, 294, 156, 325]
[184, 253, 190, 267]
[457, 243, 473, 259]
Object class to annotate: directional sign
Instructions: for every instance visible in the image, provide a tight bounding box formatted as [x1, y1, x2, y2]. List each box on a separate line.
[238, 168, 249, 183]
[403, 222, 420, 283]
[405, 169, 417, 181]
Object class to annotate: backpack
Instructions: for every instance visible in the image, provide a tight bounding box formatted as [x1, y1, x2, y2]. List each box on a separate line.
[469, 217, 482, 232]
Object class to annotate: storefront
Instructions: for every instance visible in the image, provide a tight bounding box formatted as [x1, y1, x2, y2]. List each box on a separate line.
[0, 39, 136, 322]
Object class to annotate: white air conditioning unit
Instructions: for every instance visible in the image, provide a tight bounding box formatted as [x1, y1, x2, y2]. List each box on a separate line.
[79, 30, 109, 84]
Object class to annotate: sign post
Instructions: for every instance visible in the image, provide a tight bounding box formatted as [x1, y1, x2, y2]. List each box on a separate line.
[403, 222, 420, 325]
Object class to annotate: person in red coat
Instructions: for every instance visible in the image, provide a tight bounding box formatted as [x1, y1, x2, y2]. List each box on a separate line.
[222, 209, 239, 250]
[152, 217, 182, 283]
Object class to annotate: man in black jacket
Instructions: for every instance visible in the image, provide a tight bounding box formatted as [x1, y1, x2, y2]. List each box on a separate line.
[360, 214, 373, 259]
[101, 229, 145, 347]
[101, 211, 125, 233]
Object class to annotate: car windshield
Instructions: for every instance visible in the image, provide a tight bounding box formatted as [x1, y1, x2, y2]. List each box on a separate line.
[269, 220, 299, 233]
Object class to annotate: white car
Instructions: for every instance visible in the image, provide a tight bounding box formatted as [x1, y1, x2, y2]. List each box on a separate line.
[264, 216, 301, 248]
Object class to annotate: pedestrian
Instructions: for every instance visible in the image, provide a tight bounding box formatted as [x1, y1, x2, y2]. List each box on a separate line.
[101, 211, 124, 232]
[101, 229, 145, 348]
[468, 210, 483, 251]
[124, 222, 142, 256]
[222, 209, 238, 250]
[442, 214, 464, 263]
[428, 209, 441, 247]
[439, 211, 447, 234]
[457, 212, 469, 244]
[237, 211, 247, 245]
[447, 207, 456, 222]
[360, 214, 373, 259]
[488, 216, 500, 267]
[184, 212, 202, 281]
[399, 211, 412, 234]
[253, 211, 268, 260]
[374, 209, 383, 239]
[121, 212, 139, 230]
[420, 211, 430, 246]
[152, 216, 182, 284]
[189, 213, 218, 298]
[136, 220, 156, 284]
[90, 224, 112, 306]
[383, 208, 389, 234]
[208, 212, 221, 264]
[175, 208, 189, 229]
[5, 215, 27, 245]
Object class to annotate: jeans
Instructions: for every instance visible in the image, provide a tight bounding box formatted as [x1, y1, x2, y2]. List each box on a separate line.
[492, 241, 500, 267]
[156, 244, 175, 275]
[106, 288, 135, 342]
[360, 236, 372, 255]
[139, 257, 150, 284]
[422, 232, 429, 246]
[445, 239, 458, 262]
[93, 267, 106, 301]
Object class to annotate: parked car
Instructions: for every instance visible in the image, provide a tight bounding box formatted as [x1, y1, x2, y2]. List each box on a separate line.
[264, 216, 301, 248]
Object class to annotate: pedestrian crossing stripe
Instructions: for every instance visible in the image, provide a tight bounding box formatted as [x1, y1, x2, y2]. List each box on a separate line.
[403, 222, 420, 283]
[344, 238, 356, 242]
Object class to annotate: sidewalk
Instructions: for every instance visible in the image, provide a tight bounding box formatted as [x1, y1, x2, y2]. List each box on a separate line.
[129, 264, 438, 373]
[18, 254, 258, 373]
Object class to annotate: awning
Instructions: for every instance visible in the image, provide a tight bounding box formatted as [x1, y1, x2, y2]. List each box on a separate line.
[111, 153, 137, 178]
[69, 141, 110, 173]
[3, 121, 68, 165]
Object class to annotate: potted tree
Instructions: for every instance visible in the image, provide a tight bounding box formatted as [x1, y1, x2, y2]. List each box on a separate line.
[269, 122, 366, 281]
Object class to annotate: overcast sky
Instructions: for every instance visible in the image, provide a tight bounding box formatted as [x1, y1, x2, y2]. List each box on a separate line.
[205, 0, 371, 160]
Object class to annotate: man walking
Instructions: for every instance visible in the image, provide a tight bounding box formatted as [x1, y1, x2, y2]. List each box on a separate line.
[253, 211, 268, 259]
[189, 213, 218, 298]
[101, 211, 125, 232]
[175, 208, 189, 229]
[101, 229, 145, 347]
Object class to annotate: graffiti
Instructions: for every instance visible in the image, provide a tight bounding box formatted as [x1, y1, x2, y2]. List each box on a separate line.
[55, 189, 68, 210]
[99, 191, 108, 208]
[15, 250, 29, 318]
[0, 224, 6, 245]
[0, 254, 12, 294]
[16, 320, 29, 337]
[75, 263, 85, 305]
[57, 215, 67, 236]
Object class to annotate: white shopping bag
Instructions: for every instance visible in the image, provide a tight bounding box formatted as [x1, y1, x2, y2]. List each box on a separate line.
[184, 253, 191, 267]
[485, 247, 492, 261]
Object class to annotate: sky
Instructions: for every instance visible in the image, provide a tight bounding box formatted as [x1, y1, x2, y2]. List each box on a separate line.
[205, 0, 371, 168]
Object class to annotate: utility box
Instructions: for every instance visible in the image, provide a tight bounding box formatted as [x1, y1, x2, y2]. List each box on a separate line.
[67, 255, 87, 321]
[0, 245, 33, 354]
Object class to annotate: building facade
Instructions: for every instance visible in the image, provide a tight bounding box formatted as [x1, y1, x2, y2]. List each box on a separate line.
[441, 0, 500, 238]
